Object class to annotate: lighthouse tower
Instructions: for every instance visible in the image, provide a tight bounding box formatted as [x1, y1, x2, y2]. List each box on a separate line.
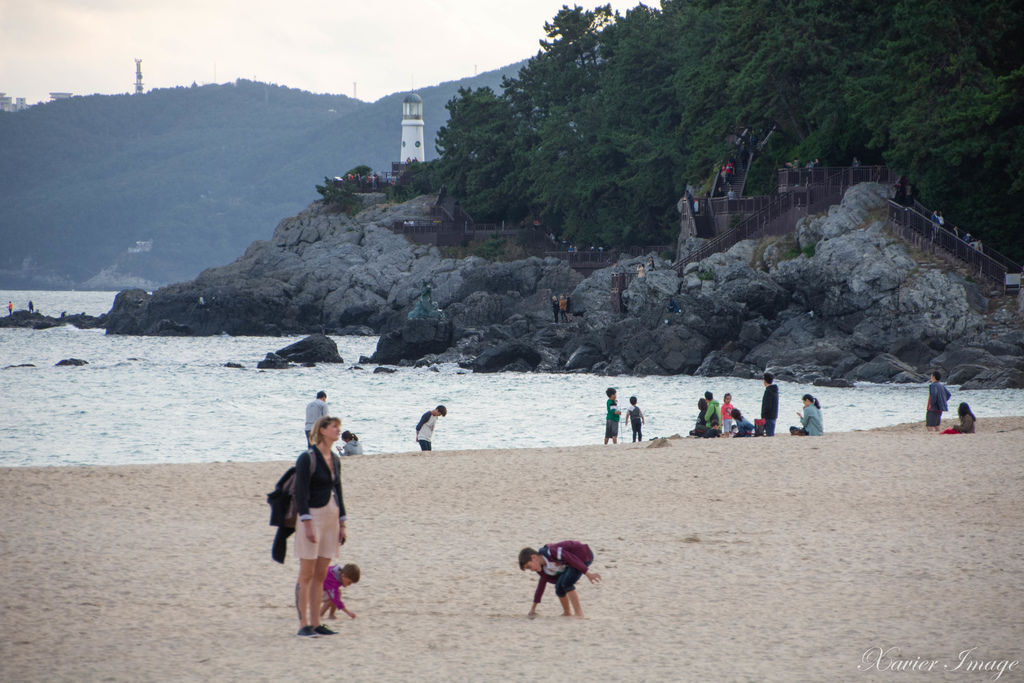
[400, 93, 425, 162]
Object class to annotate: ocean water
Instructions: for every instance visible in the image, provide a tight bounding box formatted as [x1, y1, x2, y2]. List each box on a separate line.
[2, 289, 1023, 468]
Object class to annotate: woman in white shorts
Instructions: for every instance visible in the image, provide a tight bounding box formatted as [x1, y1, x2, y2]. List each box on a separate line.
[294, 416, 347, 637]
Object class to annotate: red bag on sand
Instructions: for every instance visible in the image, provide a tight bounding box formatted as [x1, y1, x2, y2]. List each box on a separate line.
[754, 419, 766, 437]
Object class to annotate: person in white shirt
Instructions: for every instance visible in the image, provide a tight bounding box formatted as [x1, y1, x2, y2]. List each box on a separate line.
[305, 391, 328, 446]
[415, 405, 447, 451]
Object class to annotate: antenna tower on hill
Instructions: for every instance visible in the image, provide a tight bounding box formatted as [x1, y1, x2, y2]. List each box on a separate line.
[134, 59, 144, 94]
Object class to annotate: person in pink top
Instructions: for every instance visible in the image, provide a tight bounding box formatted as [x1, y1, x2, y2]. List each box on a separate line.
[319, 563, 360, 620]
[721, 393, 736, 435]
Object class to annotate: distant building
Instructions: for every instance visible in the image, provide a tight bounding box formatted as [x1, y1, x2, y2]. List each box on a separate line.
[400, 93, 425, 163]
[49, 92, 73, 101]
[0, 95, 33, 112]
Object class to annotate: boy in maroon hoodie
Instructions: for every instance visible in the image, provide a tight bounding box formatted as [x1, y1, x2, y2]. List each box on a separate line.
[518, 540, 602, 618]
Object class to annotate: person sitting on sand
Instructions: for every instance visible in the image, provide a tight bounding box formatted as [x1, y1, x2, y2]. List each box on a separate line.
[320, 563, 360, 620]
[941, 403, 976, 434]
[519, 540, 601, 619]
[702, 411, 722, 438]
[690, 398, 709, 437]
[731, 408, 754, 437]
[341, 431, 363, 456]
[790, 395, 823, 436]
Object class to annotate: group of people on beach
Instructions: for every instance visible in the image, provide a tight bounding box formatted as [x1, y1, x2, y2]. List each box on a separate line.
[602, 372, 824, 442]
[602, 369, 976, 445]
[290, 393, 449, 638]
[926, 371, 976, 434]
[285, 367, 979, 637]
[289, 393, 600, 637]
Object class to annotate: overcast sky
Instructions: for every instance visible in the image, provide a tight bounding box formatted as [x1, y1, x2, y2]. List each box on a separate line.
[1, 0, 641, 105]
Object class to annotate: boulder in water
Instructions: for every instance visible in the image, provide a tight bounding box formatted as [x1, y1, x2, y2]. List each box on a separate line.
[256, 353, 292, 369]
[275, 334, 343, 364]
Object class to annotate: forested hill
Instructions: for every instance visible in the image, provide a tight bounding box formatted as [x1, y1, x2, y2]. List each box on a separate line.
[0, 65, 522, 288]
[429, 1, 1023, 260]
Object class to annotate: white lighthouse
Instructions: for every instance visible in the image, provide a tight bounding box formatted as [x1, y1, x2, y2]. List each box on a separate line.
[400, 93, 425, 162]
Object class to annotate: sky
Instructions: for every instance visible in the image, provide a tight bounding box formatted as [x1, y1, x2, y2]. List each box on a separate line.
[0, 0, 642, 105]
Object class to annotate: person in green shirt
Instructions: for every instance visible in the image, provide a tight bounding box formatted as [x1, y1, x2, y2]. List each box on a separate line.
[704, 391, 722, 428]
[604, 387, 622, 445]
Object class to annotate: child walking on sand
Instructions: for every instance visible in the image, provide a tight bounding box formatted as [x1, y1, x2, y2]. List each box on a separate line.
[604, 388, 621, 444]
[519, 541, 601, 618]
[320, 563, 360, 620]
[627, 396, 645, 442]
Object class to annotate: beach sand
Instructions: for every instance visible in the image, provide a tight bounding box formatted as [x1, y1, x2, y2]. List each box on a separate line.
[2, 418, 1022, 682]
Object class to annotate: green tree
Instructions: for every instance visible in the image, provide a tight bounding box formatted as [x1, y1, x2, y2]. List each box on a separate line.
[849, 0, 1024, 257]
[434, 87, 530, 222]
[314, 176, 360, 214]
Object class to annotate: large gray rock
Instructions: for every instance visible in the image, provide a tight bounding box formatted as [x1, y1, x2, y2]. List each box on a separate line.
[960, 368, 1024, 390]
[275, 334, 343, 364]
[564, 343, 605, 371]
[256, 353, 292, 369]
[370, 318, 454, 365]
[472, 342, 543, 373]
[848, 353, 927, 383]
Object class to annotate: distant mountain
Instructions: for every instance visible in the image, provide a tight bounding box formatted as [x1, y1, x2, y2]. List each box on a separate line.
[0, 64, 524, 288]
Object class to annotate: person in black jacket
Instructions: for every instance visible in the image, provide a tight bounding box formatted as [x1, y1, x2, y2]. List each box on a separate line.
[761, 372, 779, 437]
[294, 416, 347, 638]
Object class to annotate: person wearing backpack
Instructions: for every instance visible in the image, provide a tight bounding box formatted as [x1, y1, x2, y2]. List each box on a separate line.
[294, 415, 347, 638]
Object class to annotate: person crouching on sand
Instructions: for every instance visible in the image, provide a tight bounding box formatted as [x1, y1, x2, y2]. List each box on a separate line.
[519, 540, 601, 618]
[320, 563, 360, 620]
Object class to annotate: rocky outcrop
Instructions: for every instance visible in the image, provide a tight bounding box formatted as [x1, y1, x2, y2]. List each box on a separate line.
[0, 310, 106, 330]
[104, 196, 582, 337]
[98, 184, 1021, 388]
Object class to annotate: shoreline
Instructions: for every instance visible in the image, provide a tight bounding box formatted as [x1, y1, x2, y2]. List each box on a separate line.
[2, 422, 1022, 680]
[2, 417, 1021, 470]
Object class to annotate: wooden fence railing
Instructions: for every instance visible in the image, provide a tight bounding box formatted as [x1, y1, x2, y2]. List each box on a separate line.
[673, 166, 900, 274]
[886, 202, 1020, 288]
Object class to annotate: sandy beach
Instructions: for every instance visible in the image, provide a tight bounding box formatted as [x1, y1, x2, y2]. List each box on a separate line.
[2, 418, 1022, 682]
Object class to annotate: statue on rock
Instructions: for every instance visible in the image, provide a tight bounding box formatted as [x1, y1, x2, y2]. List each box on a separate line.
[408, 281, 443, 320]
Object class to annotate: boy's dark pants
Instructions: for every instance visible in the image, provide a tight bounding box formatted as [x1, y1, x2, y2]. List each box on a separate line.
[631, 419, 642, 442]
[555, 553, 594, 597]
